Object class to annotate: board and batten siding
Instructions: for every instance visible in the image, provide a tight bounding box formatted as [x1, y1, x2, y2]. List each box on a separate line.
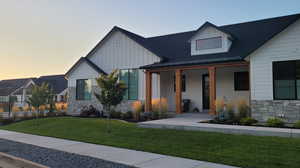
[67, 61, 100, 88]
[88, 31, 161, 100]
[190, 26, 232, 56]
[249, 19, 300, 100]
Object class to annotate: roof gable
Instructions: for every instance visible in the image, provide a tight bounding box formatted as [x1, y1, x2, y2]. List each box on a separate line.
[85, 26, 164, 60]
[65, 57, 106, 78]
[189, 22, 233, 42]
[0, 78, 35, 96]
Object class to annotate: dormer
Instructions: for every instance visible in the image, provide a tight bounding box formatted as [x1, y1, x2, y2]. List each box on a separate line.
[189, 22, 233, 56]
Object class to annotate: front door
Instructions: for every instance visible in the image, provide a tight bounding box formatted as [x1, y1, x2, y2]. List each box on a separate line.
[202, 74, 210, 110]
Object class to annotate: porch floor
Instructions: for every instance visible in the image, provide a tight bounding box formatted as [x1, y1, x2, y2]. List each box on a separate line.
[138, 113, 300, 138]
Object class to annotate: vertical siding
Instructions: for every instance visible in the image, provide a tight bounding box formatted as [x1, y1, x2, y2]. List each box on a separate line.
[88, 31, 161, 100]
[67, 61, 99, 87]
[191, 27, 231, 56]
[250, 19, 300, 100]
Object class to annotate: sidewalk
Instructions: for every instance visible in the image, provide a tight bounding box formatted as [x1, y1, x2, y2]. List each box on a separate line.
[139, 113, 300, 138]
[0, 130, 238, 168]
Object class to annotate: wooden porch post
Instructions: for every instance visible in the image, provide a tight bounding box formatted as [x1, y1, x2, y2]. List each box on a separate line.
[175, 69, 182, 114]
[145, 70, 152, 112]
[208, 67, 216, 115]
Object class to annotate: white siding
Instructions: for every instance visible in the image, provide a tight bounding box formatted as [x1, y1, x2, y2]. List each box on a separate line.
[250, 19, 300, 100]
[160, 67, 249, 112]
[67, 61, 99, 87]
[89, 31, 161, 100]
[190, 26, 232, 56]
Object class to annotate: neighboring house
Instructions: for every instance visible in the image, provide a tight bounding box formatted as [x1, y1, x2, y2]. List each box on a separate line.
[0, 78, 35, 105]
[33, 75, 68, 102]
[66, 13, 300, 123]
[0, 75, 67, 107]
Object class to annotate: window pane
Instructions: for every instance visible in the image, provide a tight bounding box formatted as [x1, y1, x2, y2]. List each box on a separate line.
[273, 61, 295, 80]
[76, 79, 92, 100]
[120, 70, 129, 100]
[234, 72, 249, 91]
[297, 80, 300, 100]
[129, 70, 138, 100]
[76, 80, 84, 100]
[274, 80, 295, 99]
[84, 79, 92, 100]
[196, 37, 222, 50]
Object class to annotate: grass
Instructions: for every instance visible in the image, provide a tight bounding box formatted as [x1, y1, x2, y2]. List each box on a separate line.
[2, 117, 300, 168]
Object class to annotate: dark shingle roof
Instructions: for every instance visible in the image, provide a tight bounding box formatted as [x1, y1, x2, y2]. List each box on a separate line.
[68, 13, 300, 71]
[34, 75, 67, 94]
[118, 13, 300, 69]
[0, 78, 35, 96]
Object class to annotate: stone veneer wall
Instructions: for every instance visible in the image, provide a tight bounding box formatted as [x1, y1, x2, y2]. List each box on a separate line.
[251, 100, 300, 123]
[67, 87, 134, 115]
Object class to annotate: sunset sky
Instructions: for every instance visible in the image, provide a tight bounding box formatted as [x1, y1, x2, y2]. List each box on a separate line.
[1, 0, 300, 80]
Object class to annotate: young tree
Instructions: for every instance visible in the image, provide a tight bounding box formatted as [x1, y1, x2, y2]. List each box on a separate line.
[27, 83, 52, 117]
[94, 70, 127, 133]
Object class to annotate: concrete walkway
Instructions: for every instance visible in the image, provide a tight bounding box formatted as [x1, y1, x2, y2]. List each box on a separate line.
[0, 130, 238, 168]
[139, 113, 300, 138]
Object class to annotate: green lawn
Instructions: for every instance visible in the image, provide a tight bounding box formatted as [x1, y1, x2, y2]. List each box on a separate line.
[2, 117, 300, 168]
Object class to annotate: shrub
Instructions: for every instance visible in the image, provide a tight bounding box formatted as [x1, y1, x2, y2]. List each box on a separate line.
[23, 105, 32, 112]
[226, 103, 235, 120]
[38, 111, 45, 118]
[22, 112, 30, 120]
[294, 120, 300, 129]
[266, 118, 285, 127]
[79, 105, 100, 117]
[152, 98, 168, 113]
[57, 111, 67, 117]
[151, 111, 160, 120]
[32, 112, 38, 118]
[0, 108, 4, 113]
[151, 98, 168, 119]
[121, 111, 133, 120]
[110, 110, 122, 119]
[240, 117, 258, 126]
[215, 99, 225, 114]
[12, 106, 20, 112]
[56, 103, 68, 112]
[12, 112, 18, 121]
[237, 100, 249, 119]
[132, 101, 143, 120]
[47, 111, 56, 117]
[0, 118, 14, 125]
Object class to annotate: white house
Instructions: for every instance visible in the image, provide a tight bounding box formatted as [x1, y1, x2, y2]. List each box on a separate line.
[66, 13, 300, 123]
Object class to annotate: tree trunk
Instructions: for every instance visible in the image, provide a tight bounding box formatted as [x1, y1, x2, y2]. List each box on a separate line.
[106, 105, 111, 133]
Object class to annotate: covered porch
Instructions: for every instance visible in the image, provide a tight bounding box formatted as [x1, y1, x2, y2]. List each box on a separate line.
[144, 61, 250, 115]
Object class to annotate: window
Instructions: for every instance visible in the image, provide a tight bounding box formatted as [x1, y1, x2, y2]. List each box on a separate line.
[0, 96, 8, 103]
[120, 69, 138, 100]
[174, 74, 186, 92]
[196, 36, 222, 50]
[76, 79, 92, 100]
[273, 60, 300, 100]
[234, 72, 249, 91]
